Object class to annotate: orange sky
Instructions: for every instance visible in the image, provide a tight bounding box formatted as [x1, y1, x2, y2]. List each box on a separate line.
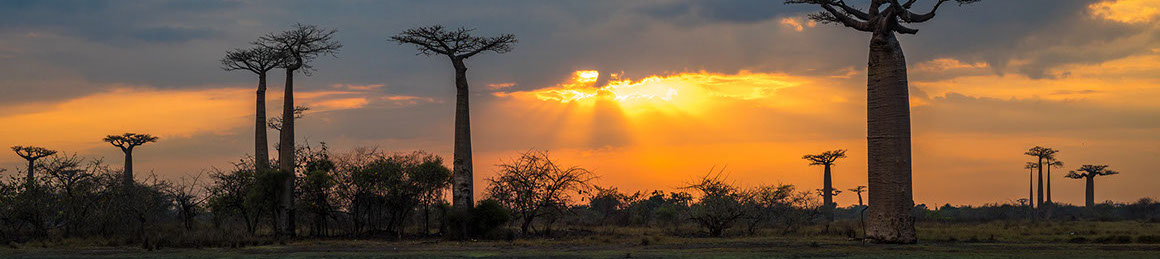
[0, 0, 1158, 207]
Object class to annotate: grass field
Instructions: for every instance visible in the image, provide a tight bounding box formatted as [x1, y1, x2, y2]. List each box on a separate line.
[3, 221, 1159, 258]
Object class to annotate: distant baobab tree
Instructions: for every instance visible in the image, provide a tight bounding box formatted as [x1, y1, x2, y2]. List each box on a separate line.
[11, 146, 57, 185]
[258, 23, 342, 237]
[1024, 162, 1038, 209]
[1024, 146, 1057, 208]
[390, 25, 518, 225]
[1066, 165, 1120, 207]
[785, 0, 980, 244]
[803, 149, 847, 224]
[1045, 158, 1063, 205]
[849, 186, 867, 207]
[102, 133, 158, 185]
[221, 45, 285, 170]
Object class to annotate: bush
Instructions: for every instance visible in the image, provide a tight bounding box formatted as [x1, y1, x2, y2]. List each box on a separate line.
[475, 199, 511, 237]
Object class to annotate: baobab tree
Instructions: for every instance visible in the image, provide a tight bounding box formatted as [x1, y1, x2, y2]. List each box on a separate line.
[803, 149, 847, 224]
[102, 133, 158, 185]
[1025, 146, 1057, 208]
[390, 25, 517, 223]
[221, 45, 285, 171]
[11, 146, 57, 185]
[1024, 162, 1038, 209]
[258, 23, 341, 237]
[1045, 158, 1063, 205]
[1066, 165, 1120, 208]
[849, 185, 867, 207]
[785, 0, 979, 244]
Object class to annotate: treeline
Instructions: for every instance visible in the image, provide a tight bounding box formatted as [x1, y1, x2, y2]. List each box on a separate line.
[2, 146, 1158, 247]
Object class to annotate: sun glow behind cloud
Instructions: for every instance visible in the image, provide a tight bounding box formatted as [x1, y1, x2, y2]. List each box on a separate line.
[498, 70, 805, 117]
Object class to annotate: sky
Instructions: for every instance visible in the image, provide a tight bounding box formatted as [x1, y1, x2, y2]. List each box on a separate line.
[0, 0, 1157, 207]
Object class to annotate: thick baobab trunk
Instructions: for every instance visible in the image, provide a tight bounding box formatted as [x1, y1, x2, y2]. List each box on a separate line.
[1028, 169, 1034, 208]
[279, 68, 297, 237]
[25, 159, 35, 185]
[451, 58, 474, 212]
[1036, 157, 1043, 208]
[451, 58, 474, 235]
[823, 164, 834, 223]
[1046, 163, 1052, 205]
[1085, 176, 1095, 207]
[123, 148, 134, 185]
[255, 73, 270, 170]
[865, 31, 916, 244]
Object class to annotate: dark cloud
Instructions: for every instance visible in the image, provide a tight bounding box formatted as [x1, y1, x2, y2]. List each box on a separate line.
[637, 0, 810, 25]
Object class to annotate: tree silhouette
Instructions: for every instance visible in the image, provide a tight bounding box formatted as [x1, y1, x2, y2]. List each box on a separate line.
[486, 150, 592, 235]
[258, 23, 341, 237]
[1024, 146, 1057, 208]
[102, 133, 158, 185]
[1045, 158, 1063, 205]
[1066, 165, 1120, 207]
[1024, 162, 1039, 210]
[222, 45, 285, 171]
[785, 0, 979, 244]
[849, 185, 867, 207]
[11, 146, 57, 185]
[803, 149, 847, 225]
[390, 25, 517, 224]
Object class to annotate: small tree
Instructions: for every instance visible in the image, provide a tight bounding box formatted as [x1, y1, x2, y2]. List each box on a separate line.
[166, 174, 205, 231]
[802, 149, 847, 224]
[102, 133, 158, 185]
[391, 25, 517, 222]
[683, 168, 747, 237]
[11, 146, 57, 185]
[1066, 165, 1120, 208]
[486, 150, 593, 235]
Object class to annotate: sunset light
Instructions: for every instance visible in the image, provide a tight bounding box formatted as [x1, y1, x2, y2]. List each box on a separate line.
[2, 1, 1159, 255]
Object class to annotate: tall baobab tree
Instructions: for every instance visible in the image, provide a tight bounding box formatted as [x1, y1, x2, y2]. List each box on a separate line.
[1045, 158, 1063, 205]
[849, 185, 867, 207]
[222, 45, 285, 171]
[390, 25, 517, 223]
[258, 24, 341, 237]
[1065, 165, 1119, 207]
[1024, 146, 1057, 208]
[102, 133, 158, 185]
[11, 146, 57, 185]
[785, 0, 979, 244]
[803, 149, 847, 224]
[1024, 162, 1038, 209]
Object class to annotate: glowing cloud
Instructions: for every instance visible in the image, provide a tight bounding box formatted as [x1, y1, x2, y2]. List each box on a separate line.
[1090, 0, 1160, 23]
